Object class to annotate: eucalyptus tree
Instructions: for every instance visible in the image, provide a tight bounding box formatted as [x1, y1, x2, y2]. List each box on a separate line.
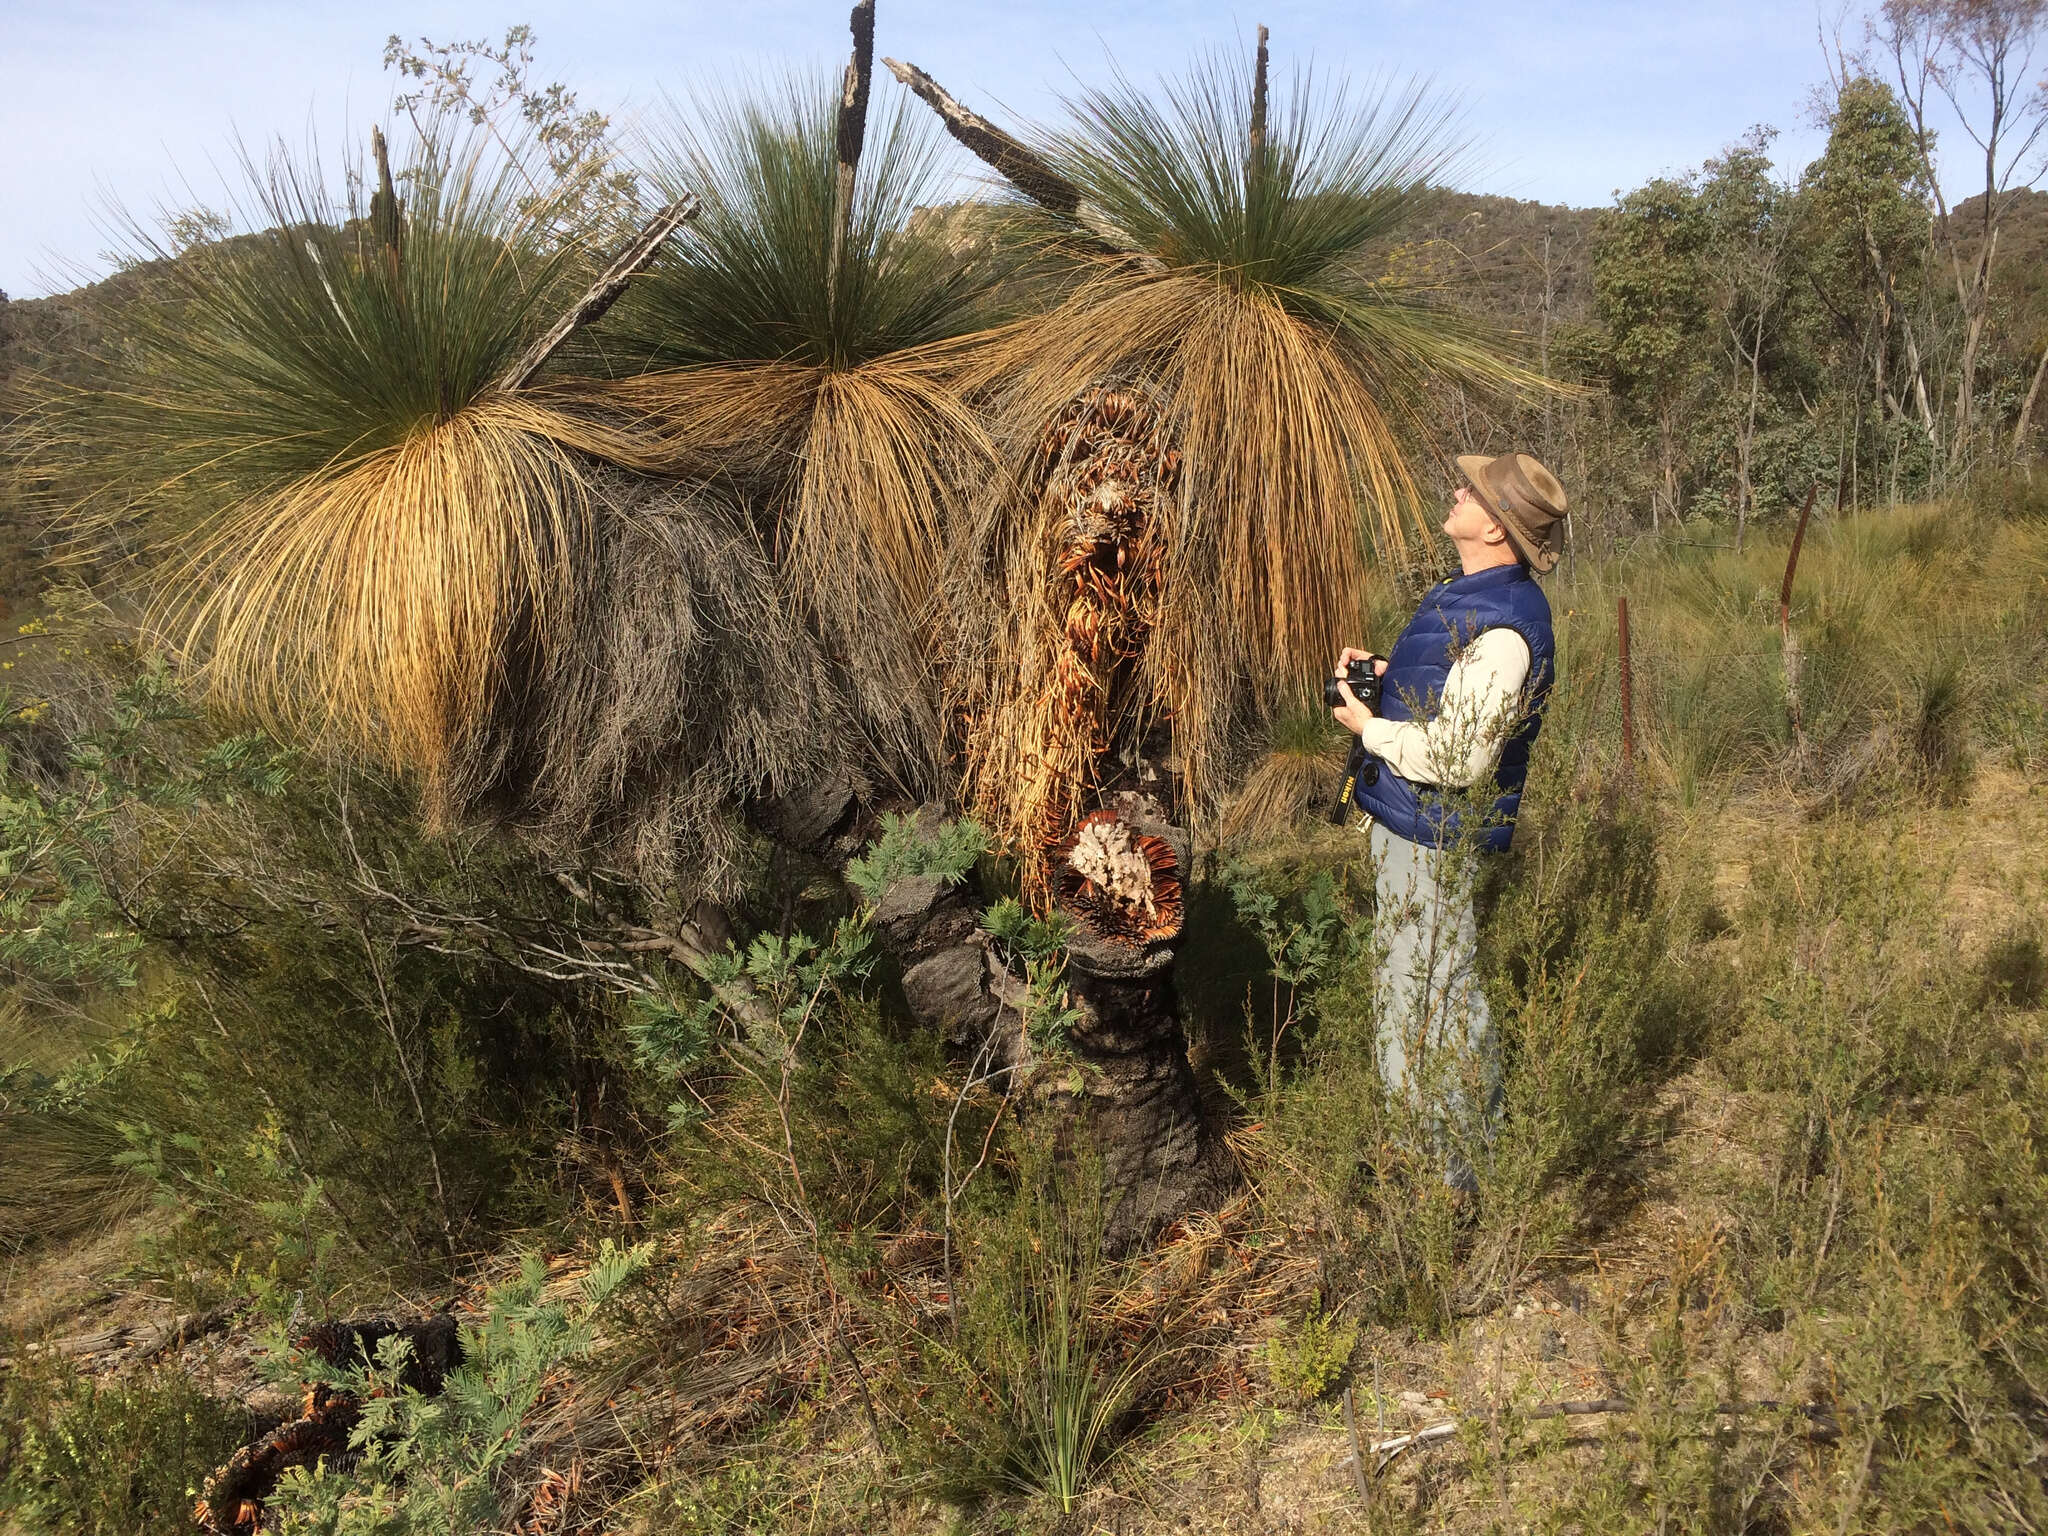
[1800, 73, 1937, 495]
[1699, 127, 1796, 548]
[1875, 0, 2048, 467]
[1593, 177, 1713, 528]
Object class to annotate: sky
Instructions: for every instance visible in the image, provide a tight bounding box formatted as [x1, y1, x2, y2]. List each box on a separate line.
[0, 0, 1976, 299]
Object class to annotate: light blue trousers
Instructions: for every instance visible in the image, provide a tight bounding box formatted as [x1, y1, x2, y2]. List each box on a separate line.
[1367, 820, 1502, 1183]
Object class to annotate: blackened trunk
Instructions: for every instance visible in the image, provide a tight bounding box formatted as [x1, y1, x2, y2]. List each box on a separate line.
[1052, 922, 1232, 1253]
[859, 802, 1230, 1254]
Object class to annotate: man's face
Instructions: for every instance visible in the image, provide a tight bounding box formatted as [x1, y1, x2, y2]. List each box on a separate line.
[1444, 482, 1501, 544]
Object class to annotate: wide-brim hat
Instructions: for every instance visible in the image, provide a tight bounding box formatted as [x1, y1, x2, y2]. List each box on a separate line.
[1455, 451, 1568, 573]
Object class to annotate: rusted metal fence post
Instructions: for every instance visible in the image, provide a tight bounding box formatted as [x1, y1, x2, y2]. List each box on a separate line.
[1779, 484, 1818, 750]
[1617, 593, 1635, 779]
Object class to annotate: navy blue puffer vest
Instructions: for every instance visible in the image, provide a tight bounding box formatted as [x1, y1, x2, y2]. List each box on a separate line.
[1352, 564, 1556, 852]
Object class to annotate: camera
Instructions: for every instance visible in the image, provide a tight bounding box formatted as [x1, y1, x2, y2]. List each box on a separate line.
[1324, 657, 1383, 713]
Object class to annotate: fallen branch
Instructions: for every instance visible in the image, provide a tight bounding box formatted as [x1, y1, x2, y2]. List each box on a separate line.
[495, 192, 699, 393]
[4, 1307, 235, 1369]
[1344, 1397, 1844, 1477]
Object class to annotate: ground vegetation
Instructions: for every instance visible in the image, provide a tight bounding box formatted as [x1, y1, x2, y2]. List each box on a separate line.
[2, 8, 2047, 1533]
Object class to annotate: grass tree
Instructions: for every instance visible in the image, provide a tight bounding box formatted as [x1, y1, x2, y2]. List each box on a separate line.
[882, 36, 1538, 1241]
[24, 130, 695, 823]
[29, 6, 1008, 900]
[589, 7, 1006, 791]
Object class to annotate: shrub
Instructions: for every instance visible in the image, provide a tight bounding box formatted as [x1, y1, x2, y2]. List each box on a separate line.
[845, 813, 987, 904]
[1597, 822, 2048, 1528]
[1261, 1299, 1359, 1407]
[1, 615, 656, 1299]
[265, 1241, 651, 1536]
[0, 1356, 251, 1536]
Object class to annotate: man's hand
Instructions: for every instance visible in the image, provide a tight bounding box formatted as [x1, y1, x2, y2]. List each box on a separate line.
[1330, 646, 1390, 736]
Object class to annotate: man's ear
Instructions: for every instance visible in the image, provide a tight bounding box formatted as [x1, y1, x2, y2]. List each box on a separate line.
[1482, 515, 1511, 546]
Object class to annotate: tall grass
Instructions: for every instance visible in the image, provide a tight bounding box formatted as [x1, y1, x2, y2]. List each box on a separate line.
[1544, 500, 2048, 806]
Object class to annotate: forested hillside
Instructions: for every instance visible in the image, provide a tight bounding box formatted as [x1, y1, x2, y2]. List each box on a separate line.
[3, 9, 2046, 1535]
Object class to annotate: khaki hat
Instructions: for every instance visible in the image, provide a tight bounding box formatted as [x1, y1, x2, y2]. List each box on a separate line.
[1455, 451, 1569, 572]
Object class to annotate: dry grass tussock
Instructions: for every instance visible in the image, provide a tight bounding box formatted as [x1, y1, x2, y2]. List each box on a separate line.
[162, 394, 603, 819]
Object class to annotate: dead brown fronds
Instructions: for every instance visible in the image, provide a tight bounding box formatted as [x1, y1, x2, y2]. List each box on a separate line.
[586, 351, 997, 791]
[482, 468, 848, 897]
[951, 274, 1516, 875]
[954, 380, 1175, 892]
[158, 393, 847, 893]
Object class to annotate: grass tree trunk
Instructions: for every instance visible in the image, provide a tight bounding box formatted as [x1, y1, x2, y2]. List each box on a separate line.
[854, 798, 1227, 1255]
[1045, 804, 1230, 1252]
[1006, 383, 1233, 1251]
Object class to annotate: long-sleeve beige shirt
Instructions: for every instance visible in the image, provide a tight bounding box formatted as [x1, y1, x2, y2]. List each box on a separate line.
[1355, 628, 1532, 789]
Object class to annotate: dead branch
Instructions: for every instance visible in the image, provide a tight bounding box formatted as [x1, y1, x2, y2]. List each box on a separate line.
[880, 57, 1159, 266]
[495, 192, 699, 393]
[1344, 1396, 1845, 1477]
[830, 1, 875, 306]
[1248, 25, 1271, 166]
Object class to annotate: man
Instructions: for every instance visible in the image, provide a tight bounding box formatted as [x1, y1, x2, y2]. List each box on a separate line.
[1329, 451, 1566, 1185]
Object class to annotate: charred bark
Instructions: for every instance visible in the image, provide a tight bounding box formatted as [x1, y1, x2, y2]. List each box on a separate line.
[860, 802, 1230, 1255]
[197, 1315, 462, 1536]
[1043, 798, 1232, 1252]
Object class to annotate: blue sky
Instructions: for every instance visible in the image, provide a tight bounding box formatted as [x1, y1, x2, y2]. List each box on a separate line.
[0, 1, 1963, 298]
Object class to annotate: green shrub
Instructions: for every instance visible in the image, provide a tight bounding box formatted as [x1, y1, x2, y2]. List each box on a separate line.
[264, 1241, 650, 1536]
[1261, 1300, 1359, 1407]
[1, 618, 657, 1300]
[845, 813, 986, 904]
[0, 1356, 251, 1536]
[1581, 822, 2048, 1529]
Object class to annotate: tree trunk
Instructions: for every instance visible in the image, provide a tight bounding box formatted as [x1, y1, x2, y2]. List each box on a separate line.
[1042, 802, 1232, 1252]
[1735, 310, 1764, 552]
[2014, 338, 2048, 462]
[1656, 407, 1676, 530]
[864, 802, 1229, 1255]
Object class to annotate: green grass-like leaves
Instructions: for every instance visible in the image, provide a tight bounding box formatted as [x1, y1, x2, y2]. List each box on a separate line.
[607, 76, 1000, 371]
[35, 124, 589, 530]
